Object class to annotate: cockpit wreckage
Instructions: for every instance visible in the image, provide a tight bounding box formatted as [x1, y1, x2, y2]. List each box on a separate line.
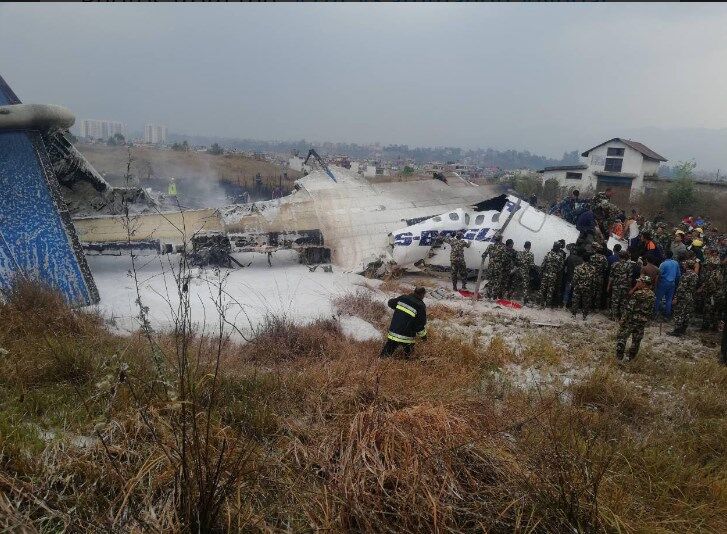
[0, 74, 624, 307]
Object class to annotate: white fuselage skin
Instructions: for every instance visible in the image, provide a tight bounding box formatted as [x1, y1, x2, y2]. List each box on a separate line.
[391, 195, 605, 269]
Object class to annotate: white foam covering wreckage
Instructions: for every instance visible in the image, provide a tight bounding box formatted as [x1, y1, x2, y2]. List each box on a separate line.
[0, 75, 99, 306]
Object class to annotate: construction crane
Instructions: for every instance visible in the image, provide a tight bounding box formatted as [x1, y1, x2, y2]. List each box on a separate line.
[303, 148, 337, 183]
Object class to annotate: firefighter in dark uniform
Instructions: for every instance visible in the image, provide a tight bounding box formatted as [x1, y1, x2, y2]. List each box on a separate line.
[380, 287, 427, 358]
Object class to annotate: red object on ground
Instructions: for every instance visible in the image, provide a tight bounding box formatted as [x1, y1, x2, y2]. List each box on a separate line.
[495, 299, 522, 309]
[456, 291, 522, 309]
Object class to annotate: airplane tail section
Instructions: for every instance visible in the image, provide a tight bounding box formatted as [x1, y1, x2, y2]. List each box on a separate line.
[0, 74, 99, 306]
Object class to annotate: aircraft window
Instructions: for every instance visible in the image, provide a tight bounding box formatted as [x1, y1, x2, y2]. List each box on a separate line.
[475, 215, 485, 225]
[449, 212, 459, 221]
[433, 216, 442, 222]
[491, 213, 500, 223]
[464, 213, 470, 225]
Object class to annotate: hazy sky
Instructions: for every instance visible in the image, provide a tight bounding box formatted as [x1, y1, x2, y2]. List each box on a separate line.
[2, 2, 727, 162]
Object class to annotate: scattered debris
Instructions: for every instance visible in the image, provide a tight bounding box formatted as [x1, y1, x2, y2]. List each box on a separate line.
[189, 233, 233, 268]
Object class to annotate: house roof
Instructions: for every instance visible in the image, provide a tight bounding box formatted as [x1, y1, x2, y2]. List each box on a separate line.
[537, 164, 588, 173]
[581, 138, 667, 162]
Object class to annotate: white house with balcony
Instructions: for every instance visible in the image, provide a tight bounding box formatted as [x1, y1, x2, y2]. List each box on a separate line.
[538, 138, 667, 206]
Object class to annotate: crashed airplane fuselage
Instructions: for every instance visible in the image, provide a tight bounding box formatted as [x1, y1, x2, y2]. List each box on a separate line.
[391, 195, 628, 270]
[75, 166, 500, 271]
[73, 163, 625, 276]
[391, 195, 580, 269]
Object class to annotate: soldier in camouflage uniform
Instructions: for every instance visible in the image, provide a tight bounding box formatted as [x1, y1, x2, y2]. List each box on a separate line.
[516, 241, 535, 304]
[592, 189, 620, 234]
[443, 232, 471, 291]
[655, 224, 672, 255]
[668, 259, 698, 336]
[700, 250, 725, 331]
[608, 250, 633, 320]
[571, 252, 595, 319]
[499, 239, 518, 299]
[589, 243, 609, 310]
[483, 236, 506, 299]
[616, 275, 656, 362]
[539, 242, 565, 308]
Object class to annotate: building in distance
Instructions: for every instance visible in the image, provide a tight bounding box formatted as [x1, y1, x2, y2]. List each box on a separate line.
[79, 119, 126, 140]
[144, 123, 168, 145]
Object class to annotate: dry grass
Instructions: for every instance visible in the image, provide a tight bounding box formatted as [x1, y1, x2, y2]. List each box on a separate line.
[333, 290, 389, 329]
[378, 278, 412, 294]
[1, 282, 725, 532]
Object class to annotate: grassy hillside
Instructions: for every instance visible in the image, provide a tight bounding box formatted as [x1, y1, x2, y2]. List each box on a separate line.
[0, 280, 724, 532]
[78, 143, 301, 204]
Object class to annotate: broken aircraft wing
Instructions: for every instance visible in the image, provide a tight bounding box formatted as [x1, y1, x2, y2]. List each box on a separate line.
[0, 75, 99, 306]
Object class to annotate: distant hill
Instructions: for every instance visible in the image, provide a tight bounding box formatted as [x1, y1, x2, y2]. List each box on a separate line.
[166, 129, 727, 174]
[166, 132, 581, 171]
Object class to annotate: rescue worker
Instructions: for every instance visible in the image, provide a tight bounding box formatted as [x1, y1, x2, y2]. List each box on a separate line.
[500, 239, 518, 299]
[589, 243, 609, 309]
[654, 249, 680, 319]
[380, 287, 427, 358]
[168, 177, 178, 197]
[562, 244, 584, 307]
[571, 252, 595, 320]
[668, 259, 698, 337]
[608, 250, 633, 320]
[655, 224, 672, 255]
[539, 242, 565, 308]
[442, 232, 471, 291]
[554, 239, 567, 306]
[483, 235, 506, 299]
[616, 275, 656, 362]
[516, 241, 535, 304]
[700, 248, 725, 331]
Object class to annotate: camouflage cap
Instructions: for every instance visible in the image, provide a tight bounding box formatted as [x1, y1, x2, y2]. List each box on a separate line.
[638, 275, 653, 285]
[685, 259, 696, 268]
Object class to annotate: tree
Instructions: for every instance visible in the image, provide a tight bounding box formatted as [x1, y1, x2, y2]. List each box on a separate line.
[172, 140, 190, 152]
[401, 166, 415, 176]
[207, 143, 224, 155]
[106, 133, 126, 146]
[666, 160, 697, 210]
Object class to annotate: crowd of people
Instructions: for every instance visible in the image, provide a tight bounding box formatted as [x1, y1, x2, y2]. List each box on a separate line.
[440, 188, 727, 363]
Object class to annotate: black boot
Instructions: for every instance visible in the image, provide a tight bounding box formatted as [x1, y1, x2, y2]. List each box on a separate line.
[452, 282, 458, 291]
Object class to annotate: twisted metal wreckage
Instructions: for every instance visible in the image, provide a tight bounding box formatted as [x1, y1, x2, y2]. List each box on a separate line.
[0, 74, 620, 307]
